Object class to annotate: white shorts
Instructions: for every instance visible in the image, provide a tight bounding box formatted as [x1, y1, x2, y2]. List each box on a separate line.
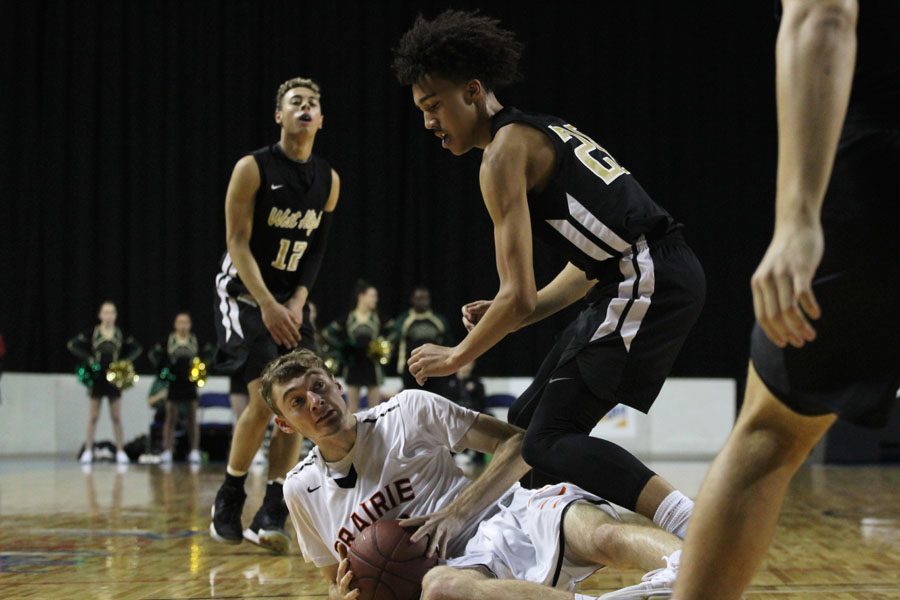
[446, 482, 619, 590]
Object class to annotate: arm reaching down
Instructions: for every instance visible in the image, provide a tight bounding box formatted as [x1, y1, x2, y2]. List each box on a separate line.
[400, 412, 529, 557]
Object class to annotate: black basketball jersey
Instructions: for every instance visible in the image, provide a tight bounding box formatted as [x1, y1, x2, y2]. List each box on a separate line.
[490, 107, 680, 283]
[849, 2, 900, 125]
[218, 144, 333, 303]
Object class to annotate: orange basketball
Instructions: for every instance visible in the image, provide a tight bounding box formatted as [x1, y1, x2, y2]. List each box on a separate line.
[348, 519, 438, 600]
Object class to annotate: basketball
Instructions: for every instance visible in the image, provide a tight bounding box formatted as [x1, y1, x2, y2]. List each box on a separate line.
[348, 519, 438, 600]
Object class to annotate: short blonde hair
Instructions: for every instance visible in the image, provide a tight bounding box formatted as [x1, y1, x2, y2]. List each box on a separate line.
[259, 349, 331, 417]
[275, 77, 321, 110]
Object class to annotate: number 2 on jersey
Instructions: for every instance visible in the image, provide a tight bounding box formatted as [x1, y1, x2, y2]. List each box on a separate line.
[271, 239, 308, 272]
[549, 124, 629, 184]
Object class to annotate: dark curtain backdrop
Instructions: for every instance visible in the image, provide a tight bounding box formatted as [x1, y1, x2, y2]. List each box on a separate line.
[0, 1, 778, 378]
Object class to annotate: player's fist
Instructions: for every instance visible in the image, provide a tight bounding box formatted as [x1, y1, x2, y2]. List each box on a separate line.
[461, 300, 492, 332]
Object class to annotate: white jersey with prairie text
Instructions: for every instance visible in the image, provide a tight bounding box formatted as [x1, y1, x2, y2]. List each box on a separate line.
[283, 390, 482, 567]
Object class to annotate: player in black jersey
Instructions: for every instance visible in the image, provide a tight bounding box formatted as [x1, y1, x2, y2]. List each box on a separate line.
[393, 9, 704, 556]
[210, 76, 340, 554]
[67, 301, 142, 466]
[675, 2, 900, 598]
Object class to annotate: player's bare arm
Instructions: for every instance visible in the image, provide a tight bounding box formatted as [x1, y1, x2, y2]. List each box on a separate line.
[460, 127, 587, 333]
[400, 413, 528, 557]
[463, 262, 593, 332]
[225, 155, 301, 348]
[286, 169, 341, 321]
[408, 127, 537, 383]
[751, 0, 857, 348]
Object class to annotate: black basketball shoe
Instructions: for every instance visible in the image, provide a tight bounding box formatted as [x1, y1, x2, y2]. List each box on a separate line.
[209, 481, 247, 544]
[243, 482, 291, 554]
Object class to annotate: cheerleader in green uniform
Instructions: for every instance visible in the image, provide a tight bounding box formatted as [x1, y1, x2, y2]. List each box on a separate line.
[67, 301, 142, 465]
[149, 312, 213, 465]
[323, 281, 383, 412]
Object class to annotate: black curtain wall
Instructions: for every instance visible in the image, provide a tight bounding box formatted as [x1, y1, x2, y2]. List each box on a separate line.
[0, 1, 778, 378]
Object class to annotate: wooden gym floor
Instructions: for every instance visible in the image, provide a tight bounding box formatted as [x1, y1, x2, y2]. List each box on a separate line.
[0, 458, 898, 599]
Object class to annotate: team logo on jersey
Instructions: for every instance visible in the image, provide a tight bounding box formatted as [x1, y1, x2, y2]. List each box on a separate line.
[268, 207, 322, 235]
[333, 477, 415, 552]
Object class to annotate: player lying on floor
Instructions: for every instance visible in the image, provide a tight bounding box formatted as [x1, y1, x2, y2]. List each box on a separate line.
[260, 349, 682, 600]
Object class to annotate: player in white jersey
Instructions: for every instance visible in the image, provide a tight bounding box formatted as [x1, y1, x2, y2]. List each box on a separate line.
[261, 349, 684, 600]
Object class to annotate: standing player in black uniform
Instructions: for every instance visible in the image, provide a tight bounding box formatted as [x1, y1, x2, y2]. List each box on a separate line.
[393, 10, 704, 553]
[675, 2, 900, 598]
[67, 301, 142, 465]
[210, 76, 340, 554]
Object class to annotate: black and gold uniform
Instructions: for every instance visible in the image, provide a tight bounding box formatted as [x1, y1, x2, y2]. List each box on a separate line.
[68, 326, 142, 400]
[213, 143, 334, 384]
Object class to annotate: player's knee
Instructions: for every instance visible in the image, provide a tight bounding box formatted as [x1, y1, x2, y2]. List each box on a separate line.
[421, 567, 465, 600]
[587, 523, 623, 566]
[737, 400, 822, 464]
[507, 402, 526, 428]
[520, 428, 554, 471]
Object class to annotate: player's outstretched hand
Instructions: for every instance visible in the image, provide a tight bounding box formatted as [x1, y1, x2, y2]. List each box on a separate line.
[751, 220, 823, 349]
[400, 508, 467, 559]
[260, 299, 302, 349]
[329, 543, 360, 600]
[408, 344, 458, 385]
[461, 300, 492, 332]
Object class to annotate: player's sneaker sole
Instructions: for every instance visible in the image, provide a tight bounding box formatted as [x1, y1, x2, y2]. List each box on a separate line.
[243, 526, 291, 554]
[209, 505, 242, 545]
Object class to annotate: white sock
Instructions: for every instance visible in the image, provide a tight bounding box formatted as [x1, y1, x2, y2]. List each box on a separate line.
[653, 490, 694, 540]
[226, 465, 248, 477]
[268, 478, 285, 486]
[574, 594, 598, 600]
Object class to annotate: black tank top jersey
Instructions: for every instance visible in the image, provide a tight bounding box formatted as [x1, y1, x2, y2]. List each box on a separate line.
[220, 144, 333, 302]
[490, 107, 680, 282]
[848, 2, 900, 121]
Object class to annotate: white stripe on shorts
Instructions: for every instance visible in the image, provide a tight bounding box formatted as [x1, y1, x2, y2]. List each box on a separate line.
[215, 254, 243, 342]
[589, 236, 655, 351]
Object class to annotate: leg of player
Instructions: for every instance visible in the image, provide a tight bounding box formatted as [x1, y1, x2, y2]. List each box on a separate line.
[516, 363, 693, 540]
[565, 503, 680, 574]
[561, 503, 681, 599]
[241, 422, 303, 553]
[228, 380, 271, 470]
[346, 385, 361, 413]
[81, 396, 102, 463]
[210, 379, 269, 545]
[421, 566, 580, 600]
[673, 363, 835, 600]
[367, 384, 381, 407]
[229, 392, 249, 421]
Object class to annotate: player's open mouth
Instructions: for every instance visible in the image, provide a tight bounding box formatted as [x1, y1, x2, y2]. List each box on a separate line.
[299, 114, 313, 122]
[435, 131, 450, 147]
